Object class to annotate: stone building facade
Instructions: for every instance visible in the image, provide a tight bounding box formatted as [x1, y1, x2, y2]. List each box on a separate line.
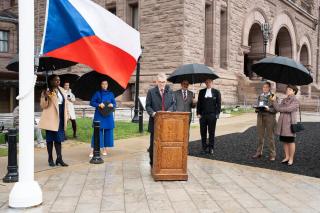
[1, 0, 320, 112]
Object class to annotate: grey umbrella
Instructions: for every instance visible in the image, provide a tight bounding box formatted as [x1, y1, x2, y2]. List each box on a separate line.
[251, 56, 313, 85]
[167, 64, 219, 84]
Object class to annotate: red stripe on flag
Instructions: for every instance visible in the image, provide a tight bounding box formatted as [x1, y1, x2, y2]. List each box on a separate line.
[45, 35, 137, 88]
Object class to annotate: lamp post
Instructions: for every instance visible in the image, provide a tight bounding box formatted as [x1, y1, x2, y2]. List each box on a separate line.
[132, 56, 141, 123]
[261, 23, 271, 81]
[261, 22, 271, 58]
[132, 46, 144, 123]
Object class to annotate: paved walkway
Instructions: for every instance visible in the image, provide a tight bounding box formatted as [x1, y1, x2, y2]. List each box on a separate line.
[0, 113, 320, 212]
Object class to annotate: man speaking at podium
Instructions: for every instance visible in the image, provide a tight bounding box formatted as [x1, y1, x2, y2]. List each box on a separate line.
[146, 73, 175, 167]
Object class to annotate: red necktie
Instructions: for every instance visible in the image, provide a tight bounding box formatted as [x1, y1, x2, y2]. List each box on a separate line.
[161, 89, 165, 111]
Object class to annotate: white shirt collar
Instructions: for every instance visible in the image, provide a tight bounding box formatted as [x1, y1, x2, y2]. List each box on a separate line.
[205, 88, 212, 98]
[261, 92, 271, 96]
[57, 90, 63, 104]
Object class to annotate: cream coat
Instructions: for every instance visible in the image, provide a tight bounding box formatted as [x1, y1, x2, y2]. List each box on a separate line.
[38, 87, 69, 131]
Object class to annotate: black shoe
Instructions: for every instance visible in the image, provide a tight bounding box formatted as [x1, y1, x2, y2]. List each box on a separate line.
[209, 148, 214, 155]
[281, 160, 289, 164]
[202, 146, 208, 152]
[56, 158, 69, 167]
[48, 160, 55, 167]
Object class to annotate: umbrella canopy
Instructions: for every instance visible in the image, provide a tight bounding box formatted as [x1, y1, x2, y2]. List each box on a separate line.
[251, 56, 313, 85]
[167, 64, 219, 84]
[59, 74, 80, 88]
[6, 55, 77, 72]
[73, 71, 125, 101]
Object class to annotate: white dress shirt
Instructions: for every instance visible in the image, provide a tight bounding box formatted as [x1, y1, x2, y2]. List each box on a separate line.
[204, 88, 212, 98]
[57, 90, 63, 104]
[182, 89, 187, 99]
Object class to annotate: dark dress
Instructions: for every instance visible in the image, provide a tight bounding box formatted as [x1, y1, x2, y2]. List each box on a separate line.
[46, 89, 65, 143]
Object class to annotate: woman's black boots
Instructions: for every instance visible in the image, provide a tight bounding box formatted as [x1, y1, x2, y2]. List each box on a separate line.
[47, 142, 55, 167]
[54, 142, 69, 167]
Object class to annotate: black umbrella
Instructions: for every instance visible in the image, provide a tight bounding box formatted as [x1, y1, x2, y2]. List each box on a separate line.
[251, 56, 313, 85]
[59, 74, 80, 88]
[73, 71, 125, 101]
[167, 64, 219, 84]
[6, 55, 77, 72]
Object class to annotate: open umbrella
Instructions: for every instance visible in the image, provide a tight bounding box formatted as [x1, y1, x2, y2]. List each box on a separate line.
[6, 55, 77, 72]
[73, 71, 125, 101]
[167, 64, 219, 84]
[251, 56, 313, 85]
[59, 74, 80, 88]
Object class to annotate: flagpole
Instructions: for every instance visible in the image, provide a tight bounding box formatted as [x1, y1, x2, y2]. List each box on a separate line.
[9, 0, 42, 208]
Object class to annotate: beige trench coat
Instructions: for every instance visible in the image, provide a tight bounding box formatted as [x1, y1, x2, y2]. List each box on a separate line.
[38, 87, 69, 131]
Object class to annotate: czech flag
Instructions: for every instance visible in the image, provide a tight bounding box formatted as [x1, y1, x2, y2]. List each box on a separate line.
[41, 0, 142, 88]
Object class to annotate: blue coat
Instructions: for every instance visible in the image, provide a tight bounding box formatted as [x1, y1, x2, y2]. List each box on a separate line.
[90, 90, 116, 129]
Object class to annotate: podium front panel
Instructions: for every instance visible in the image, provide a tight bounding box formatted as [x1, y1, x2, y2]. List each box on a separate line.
[152, 112, 190, 181]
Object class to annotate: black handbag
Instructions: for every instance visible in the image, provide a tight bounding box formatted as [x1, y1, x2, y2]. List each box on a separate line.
[290, 107, 304, 133]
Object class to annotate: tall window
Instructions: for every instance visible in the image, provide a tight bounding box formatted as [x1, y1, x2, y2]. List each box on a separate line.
[0, 31, 9, 53]
[220, 8, 228, 69]
[205, 3, 214, 67]
[129, 3, 139, 30]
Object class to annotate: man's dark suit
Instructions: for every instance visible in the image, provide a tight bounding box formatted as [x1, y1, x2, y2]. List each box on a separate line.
[196, 88, 221, 153]
[146, 85, 175, 166]
[174, 89, 196, 121]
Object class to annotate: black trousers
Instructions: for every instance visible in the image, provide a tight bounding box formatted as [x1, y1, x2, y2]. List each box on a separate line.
[148, 132, 154, 167]
[200, 114, 217, 150]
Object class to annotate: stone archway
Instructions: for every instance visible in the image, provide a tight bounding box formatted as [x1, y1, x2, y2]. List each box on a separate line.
[242, 9, 267, 47]
[244, 23, 264, 78]
[298, 36, 312, 96]
[271, 12, 297, 60]
[274, 26, 293, 92]
[298, 35, 312, 67]
[300, 45, 309, 66]
[275, 27, 292, 58]
[242, 9, 267, 79]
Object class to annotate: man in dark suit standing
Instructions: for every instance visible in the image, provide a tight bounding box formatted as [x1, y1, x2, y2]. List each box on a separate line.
[196, 79, 221, 155]
[146, 73, 175, 167]
[174, 80, 196, 122]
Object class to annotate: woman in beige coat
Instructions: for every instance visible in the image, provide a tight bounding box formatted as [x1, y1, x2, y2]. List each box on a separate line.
[271, 85, 299, 166]
[39, 74, 69, 167]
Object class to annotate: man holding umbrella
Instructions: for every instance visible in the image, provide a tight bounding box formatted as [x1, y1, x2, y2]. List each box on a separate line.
[196, 79, 221, 155]
[174, 80, 196, 122]
[146, 73, 175, 167]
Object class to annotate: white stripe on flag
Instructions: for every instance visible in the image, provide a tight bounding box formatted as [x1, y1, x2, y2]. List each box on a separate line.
[69, 0, 141, 60]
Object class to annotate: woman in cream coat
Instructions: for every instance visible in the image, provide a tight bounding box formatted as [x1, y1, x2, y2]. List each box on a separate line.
[39, 74, 69, 167]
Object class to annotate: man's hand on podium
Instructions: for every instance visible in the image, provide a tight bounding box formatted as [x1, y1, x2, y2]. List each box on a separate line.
[152, 112, 156, 117]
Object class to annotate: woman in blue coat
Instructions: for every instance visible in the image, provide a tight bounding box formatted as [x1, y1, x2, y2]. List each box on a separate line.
[89, 80, 116, 157]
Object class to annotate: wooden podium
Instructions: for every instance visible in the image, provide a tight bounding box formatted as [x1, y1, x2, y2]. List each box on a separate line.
[152, 112, 190, 181]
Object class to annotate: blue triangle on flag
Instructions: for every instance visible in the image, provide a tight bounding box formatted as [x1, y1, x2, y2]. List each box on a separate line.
[43, 0, 95, 54]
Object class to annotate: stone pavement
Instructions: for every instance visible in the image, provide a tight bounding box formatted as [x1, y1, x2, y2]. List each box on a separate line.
[0, 113, 319, 213]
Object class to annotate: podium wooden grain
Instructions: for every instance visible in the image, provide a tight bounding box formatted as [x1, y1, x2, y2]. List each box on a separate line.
[152, 112, 190, 181]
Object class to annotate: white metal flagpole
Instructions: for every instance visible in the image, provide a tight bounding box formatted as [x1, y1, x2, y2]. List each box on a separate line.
[9, 0, 42, 208]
